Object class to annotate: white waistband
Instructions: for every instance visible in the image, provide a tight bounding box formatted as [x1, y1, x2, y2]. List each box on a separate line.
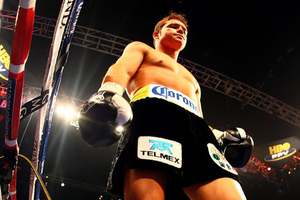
[132, 84, 200, 117]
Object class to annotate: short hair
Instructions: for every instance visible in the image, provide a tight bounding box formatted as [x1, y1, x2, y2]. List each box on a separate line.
[154, 12, 188, 34]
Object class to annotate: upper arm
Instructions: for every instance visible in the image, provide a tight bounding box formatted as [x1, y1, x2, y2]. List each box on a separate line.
[103, 41, 147, 87]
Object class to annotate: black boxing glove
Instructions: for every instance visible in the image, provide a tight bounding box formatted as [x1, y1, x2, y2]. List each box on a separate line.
[212, 127, 254, 168]
[79, 82, 132, 148]
[224, 134, 254, 168]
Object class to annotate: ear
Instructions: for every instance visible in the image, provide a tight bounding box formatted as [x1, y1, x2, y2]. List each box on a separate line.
[153, 31, 159, 40]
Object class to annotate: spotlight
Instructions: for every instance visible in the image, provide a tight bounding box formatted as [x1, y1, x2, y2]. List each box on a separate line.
[56, 106, 65, 114]
[64, 107, 76, 119]
[55, 104, 81, 128]
[55, 105, 78, 120]
[116, 126, 124, 133]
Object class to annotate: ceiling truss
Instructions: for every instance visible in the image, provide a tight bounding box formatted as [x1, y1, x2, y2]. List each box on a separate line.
[0, 9, 299, 194]
[1, 9, 299, 128]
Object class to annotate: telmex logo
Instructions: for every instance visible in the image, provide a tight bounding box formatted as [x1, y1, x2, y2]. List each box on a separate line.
[149, 140, 173, 154]
[264, 142, 296, 162]
[138, 136, 182, 168]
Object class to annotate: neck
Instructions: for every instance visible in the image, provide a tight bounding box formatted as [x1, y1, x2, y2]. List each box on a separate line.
[156, 44, 180, 61]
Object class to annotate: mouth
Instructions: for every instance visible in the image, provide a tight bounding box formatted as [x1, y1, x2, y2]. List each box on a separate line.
[174, 34, 185, 40]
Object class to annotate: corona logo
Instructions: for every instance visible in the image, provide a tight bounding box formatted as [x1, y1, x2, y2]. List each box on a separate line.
[264, 142, 296, 162]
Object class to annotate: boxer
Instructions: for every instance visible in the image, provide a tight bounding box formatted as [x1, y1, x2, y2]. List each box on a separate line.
[79, 12, 253, 200]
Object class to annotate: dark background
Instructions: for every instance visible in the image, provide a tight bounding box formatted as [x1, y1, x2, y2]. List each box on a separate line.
[1, 0, 300, 199]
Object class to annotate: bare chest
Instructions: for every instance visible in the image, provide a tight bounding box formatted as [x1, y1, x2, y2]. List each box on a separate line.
[127, 48, 200, 101]
[142, 50, 188, 75]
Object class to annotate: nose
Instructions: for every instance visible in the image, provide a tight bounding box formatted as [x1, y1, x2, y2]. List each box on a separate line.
[177, 27, 184, 34]
[177, 26, 186, 36]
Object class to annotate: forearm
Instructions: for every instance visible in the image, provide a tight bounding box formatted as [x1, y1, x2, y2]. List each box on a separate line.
[102, 63, 131, 89]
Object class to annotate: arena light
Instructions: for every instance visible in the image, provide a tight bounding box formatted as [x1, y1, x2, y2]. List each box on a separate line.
[64, 107, 76, 119]
[116, 126, 124, 133]
[55, 105, 79, 120]
[56, 105, 65, 115]
[55, 104, 80, 128]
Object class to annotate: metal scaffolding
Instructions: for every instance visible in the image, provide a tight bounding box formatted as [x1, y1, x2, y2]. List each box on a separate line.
[2, 9, 300, 198]
[1, 9, 299, 128]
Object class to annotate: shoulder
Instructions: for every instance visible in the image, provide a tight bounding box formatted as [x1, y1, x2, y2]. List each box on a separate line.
[124, 41, 153, 52]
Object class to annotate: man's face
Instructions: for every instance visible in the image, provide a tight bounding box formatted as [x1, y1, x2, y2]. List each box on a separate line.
[154, 19, 188, 50]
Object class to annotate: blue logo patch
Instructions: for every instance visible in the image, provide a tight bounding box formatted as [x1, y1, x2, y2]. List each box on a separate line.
[138, 136, 182, 168]
[149, 140, 173, 154]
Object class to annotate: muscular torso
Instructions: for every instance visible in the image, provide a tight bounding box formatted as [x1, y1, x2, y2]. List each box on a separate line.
[127, 45, 200, 106]
[103, 42, 202, 115]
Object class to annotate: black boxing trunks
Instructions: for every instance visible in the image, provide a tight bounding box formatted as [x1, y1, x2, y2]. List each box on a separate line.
[107, 84, 239, 197]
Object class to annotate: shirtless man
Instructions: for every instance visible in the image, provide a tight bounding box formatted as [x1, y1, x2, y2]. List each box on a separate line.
[79, 13, 252, 200]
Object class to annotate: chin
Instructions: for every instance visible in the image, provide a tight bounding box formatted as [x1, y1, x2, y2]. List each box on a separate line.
[174, 41, 186, 51]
